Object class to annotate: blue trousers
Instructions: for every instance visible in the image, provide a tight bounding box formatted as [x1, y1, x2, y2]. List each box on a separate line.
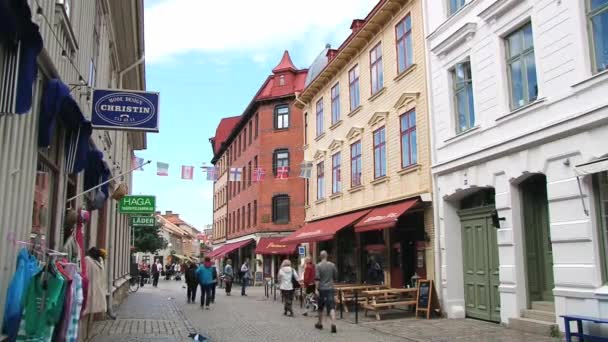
[200, 284, 212, 306]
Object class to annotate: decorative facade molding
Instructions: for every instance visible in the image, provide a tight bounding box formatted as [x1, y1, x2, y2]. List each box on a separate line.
[368, 111, 389, 127]
[394, 92, 420, 110]
[314, 149, 327, 160]
[346, 126, 364, 141]
[328, 139, 344, 151]
[431, 23, 477, 58]
[478, 0, 521, 22]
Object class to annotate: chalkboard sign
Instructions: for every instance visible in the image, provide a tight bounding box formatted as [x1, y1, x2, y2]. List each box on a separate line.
[416, 279, 437, 319]
[254, 271, 263, 285]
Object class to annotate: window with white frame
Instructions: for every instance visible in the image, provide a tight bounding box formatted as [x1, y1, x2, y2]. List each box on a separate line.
[505, 22, 538, 109]
[452, 60, 475, 133]
[275, 104, 289, 129]
[588, 0, 608, 73]
[448, 0, 466, 15]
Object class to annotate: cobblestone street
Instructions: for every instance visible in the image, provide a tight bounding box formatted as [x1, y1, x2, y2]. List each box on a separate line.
[87, 279, 564, 342]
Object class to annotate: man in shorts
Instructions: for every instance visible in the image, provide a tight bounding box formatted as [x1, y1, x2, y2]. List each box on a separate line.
[315, 250, 338, 333]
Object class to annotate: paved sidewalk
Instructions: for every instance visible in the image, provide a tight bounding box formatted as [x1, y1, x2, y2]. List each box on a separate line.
[88, 278, 564, 342]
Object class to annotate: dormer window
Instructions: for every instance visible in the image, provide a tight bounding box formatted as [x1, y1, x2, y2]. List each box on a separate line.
[279, 75, 285, 86]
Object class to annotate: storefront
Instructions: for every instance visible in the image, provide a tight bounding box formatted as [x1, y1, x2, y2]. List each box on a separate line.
[255, 237, 299, 281]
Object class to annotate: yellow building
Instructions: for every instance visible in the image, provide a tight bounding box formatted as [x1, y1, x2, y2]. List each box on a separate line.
[285, 0, 434, 288]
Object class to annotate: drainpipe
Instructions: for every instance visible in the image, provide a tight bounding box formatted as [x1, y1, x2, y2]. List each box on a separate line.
[118, 55, 145, 89]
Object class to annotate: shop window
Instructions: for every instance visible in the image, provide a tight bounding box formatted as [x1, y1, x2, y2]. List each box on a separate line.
[588, 0, 608, 73]
[272, 195, 290, 224]
[595, 171, 608, 282]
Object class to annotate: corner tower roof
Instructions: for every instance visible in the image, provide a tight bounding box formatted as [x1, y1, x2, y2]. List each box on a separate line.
[272, 50, 297, 73]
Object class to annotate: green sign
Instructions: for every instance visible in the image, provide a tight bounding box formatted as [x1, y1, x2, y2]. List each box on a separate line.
[130, 216, 156, 227]
[119, 195, 155, 214]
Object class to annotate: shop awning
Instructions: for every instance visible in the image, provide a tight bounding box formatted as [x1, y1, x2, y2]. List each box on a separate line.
[282, 209, 371, 243]
[354, 199, 419, 233]
[209, 239, 254, 259]
[206, 245, 228, 258]
[575, 157, 608, 176]
[171, 254, 187, 260]
[255, 237, 298, 255]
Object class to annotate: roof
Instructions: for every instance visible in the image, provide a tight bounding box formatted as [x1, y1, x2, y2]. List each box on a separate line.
[305, 44, 331, 87]
[156, 214, 193, 238]
[210, 116, 240, 154]
[272, 50, 297, 73]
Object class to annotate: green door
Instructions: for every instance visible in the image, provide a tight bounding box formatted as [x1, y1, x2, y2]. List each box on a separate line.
[522, 176, 554, 302]
[460, 207, 501, 322]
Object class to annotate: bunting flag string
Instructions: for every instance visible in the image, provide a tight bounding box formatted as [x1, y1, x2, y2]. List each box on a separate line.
[131, 153, 314, 182]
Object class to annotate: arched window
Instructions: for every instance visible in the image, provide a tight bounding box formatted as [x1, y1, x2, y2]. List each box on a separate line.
[272, 195, 290, 224]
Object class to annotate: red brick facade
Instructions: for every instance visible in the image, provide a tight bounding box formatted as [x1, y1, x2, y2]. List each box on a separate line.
[211, 51, 307, 241]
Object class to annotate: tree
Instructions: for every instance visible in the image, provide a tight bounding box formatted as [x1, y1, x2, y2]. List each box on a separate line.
[133, 222, 168, 254]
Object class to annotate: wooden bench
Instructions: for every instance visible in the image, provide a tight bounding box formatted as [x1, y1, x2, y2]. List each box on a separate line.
[335, 285, 388, 312]
[361, 288, 417, 321]
[562, 315, 608, 342]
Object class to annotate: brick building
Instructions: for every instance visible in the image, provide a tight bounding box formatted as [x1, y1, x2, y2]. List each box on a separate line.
[284, 0, 434, 289]
[209, 52, 308, 281]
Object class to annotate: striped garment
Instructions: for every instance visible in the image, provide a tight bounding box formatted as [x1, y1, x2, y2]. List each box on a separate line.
[66, 273, 84, 342]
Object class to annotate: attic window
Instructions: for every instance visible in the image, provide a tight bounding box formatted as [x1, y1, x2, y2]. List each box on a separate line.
[279, 75, 285, 86]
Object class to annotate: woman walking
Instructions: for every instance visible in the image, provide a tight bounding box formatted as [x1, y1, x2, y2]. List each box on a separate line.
[302, 257, 316, 316]
[223, 259, 234, 296]
[185, 262, 198, 303]
[277, 259, 299, 317]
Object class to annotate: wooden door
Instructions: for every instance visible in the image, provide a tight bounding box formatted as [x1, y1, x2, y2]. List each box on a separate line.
[460, 207, 501, 322]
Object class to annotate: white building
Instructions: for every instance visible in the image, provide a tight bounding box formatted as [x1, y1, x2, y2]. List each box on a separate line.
[424, 0, 608, 335]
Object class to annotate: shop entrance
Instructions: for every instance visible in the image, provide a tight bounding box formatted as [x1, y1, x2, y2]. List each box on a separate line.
[390, 211, 426, 288]
[459, 189, 500, 323]
[521, 174, 554, 303]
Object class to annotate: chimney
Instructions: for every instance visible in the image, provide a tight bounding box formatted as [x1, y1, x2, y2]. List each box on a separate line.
[326, 48, 338, 62]
[350, 19, 366, 34]
[155, 211, 161, 216]
[165, 210, 173, 215]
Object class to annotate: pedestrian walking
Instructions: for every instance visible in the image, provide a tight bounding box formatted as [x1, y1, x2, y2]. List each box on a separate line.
[152, 259, 161, 287]
[277, 259, 299, 317]
[210, 263, 218, 303]
[196, 257, 215, 309]
[315, 250, 338, 334]
[302, 257, 316, 316]
[185, 262, 198, 303]
[224, 259, 234, 295]
[240, 259, 251, 296]
[138, 261, 149, 287]
[175, 262, 182, 281]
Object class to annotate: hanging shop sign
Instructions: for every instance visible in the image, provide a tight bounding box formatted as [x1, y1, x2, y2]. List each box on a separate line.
[91, 89, 160, 132]
[119, 195, 156, 214]
[130, 216, 156, 227]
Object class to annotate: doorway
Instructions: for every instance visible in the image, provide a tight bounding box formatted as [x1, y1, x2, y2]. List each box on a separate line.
[459, 189, 500, 322]
[521, 174, 554, 303]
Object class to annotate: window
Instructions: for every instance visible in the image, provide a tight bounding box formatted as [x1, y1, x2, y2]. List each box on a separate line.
[349, 65, 360, 110]
[272, 195, 290, 224]
[254, 200, 258, 225]
[317, 162, 325, 200]
[316, 98, 324, 136]
[279, 75, 286, 86]
[396, 15, 413, 74]
[448, 0, 466, 15]
[596, 171, 608, 282]
[248, 161, 252, 186]
[247, 203, 251, 228]
[332, 153, 341, 194]
[255, 113, 259, 138]
[373, 127, 387, 178]
[452, 61, 475, 133]
[588, 0, 608, 72]
[370, 43, 384, 95]
[254, 155, 258, 170]
[237, 209, 240, 231]
[273, 149, 289, 175]
[304, 113, 308, 144]
[275, 105, 289, 129]
[242, 206, 245, 230]
[248, 121, 253, 144]
[400, 110, 417, 168]
[506, 23, 538, 109]
[351, 141, 362, 187]
[243, 128, 247, 151]
[238, 135, 241, 156]
[331, 83, 340, 124]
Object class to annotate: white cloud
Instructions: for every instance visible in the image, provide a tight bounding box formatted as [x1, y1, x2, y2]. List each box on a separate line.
[144, 0, 378, 63]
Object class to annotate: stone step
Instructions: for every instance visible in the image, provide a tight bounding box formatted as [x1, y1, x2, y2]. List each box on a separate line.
[508, 317, 559, 337]
[531, 301, 555, 313]
[522, 309, 556, 323]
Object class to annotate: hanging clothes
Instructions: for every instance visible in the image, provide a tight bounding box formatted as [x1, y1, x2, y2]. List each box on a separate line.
[83, 256, 107, 315]
[66, 272, 83, 342]
[52, 262, 74, 341]
[75, 210, 89, 315]
[2, 248, 40, 342]
[17, 264, 66, 341]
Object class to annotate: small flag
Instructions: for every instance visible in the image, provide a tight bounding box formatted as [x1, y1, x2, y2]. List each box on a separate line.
[276, 166, 289, 180]
[157, 162, 169, 176]
[181, 166, 194, 180]
[229, 167, 242, 182]
[299, 161, 313, 179]
[132, 155, 144, 171]
[202, 166, 218, 181]
[253, 168, 265, 182]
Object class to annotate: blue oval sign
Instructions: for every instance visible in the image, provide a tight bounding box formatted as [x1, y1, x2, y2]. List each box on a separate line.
[91, 89, 160, 132]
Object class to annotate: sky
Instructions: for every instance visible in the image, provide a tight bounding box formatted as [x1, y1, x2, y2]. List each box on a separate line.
[133, 0, 378, 230]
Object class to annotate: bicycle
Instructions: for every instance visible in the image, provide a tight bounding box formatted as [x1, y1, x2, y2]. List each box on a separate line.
[129, 275, 140, 293]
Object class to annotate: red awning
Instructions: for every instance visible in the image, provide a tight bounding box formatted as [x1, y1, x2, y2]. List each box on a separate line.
[282, 209, 371, 243]
[255, 237, 298, 255]
[354, 199, 418, 233]
[207, 239, 254, 259]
